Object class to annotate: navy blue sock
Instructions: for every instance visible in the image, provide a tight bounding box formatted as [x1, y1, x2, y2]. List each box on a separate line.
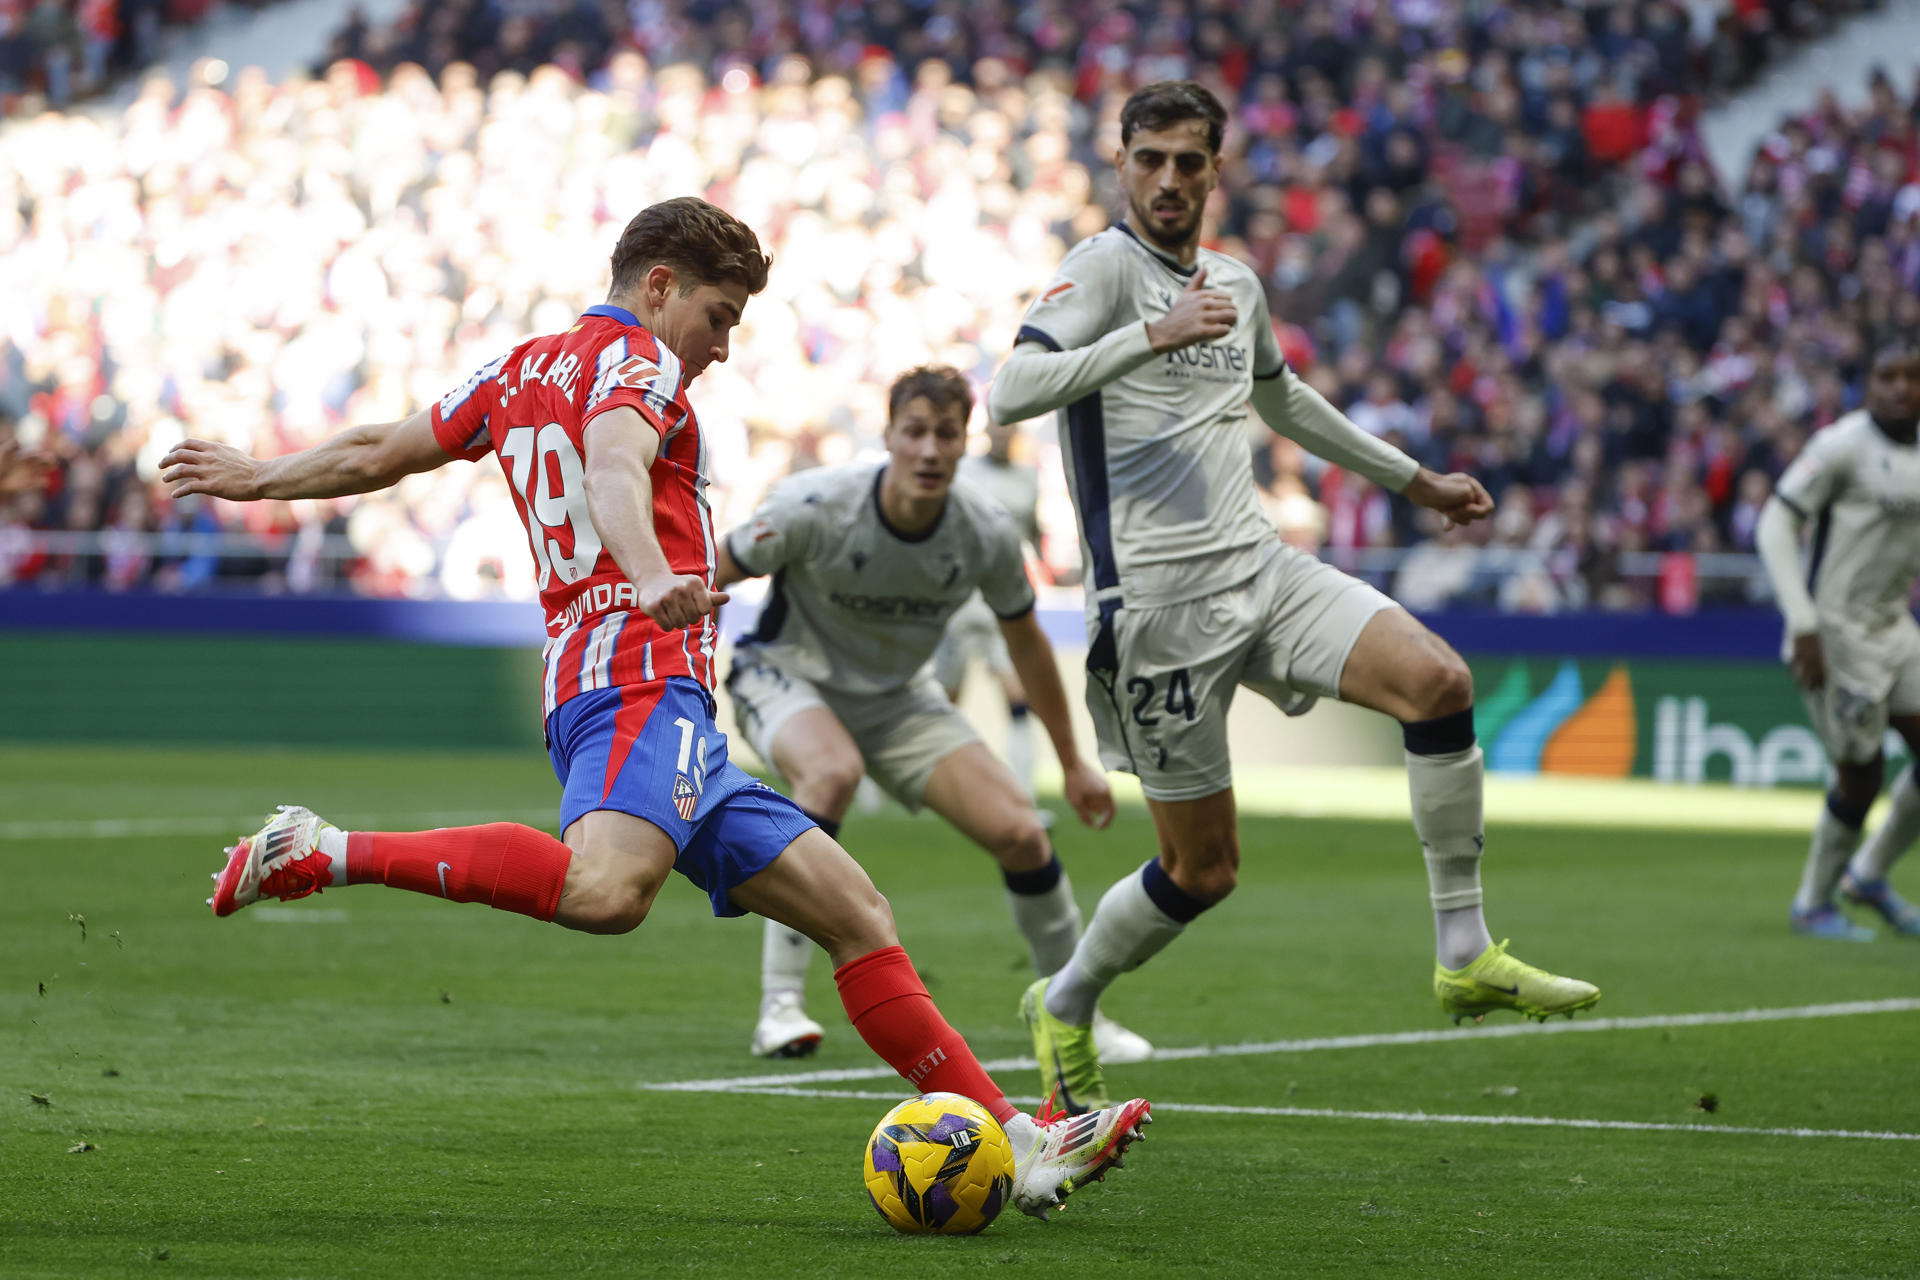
[1826, 789, 1871, 832]
[1140, 858, 1212, 923]
[1003, 852, 1063, 896]
[1403, 706, 1476, 756]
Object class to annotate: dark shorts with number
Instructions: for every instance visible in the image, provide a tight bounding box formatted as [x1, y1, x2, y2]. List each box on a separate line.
[546, 677, 816, 917]
[1083, 545, 1393, 802]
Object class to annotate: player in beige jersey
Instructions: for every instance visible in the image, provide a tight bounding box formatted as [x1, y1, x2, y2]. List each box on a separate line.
[987, 81, 1599, 1112]
[1757, 343, 1920, 940]
[718, 366, 1151, 1063]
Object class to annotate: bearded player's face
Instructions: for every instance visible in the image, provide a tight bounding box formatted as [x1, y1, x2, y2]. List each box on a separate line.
[1115, 119, 1218, 252]
[647, 271, 750, 383]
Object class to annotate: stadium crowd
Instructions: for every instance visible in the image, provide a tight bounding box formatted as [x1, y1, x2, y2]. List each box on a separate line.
[0, 0, 1912, 612]
[0, 0, 270, 112]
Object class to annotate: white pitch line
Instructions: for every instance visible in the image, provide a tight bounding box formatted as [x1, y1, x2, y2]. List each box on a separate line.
[0, 809, 557, 841]
[699, 1086, 1920, 1143]
[641, 998, 1920, 1093]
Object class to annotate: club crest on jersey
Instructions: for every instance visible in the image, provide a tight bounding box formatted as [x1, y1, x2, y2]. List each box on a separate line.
[672, 774, 698, 821]
[609, 354, 662, 391]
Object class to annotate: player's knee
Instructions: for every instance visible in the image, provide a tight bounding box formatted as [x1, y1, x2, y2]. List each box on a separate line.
[794, 753, 865, 817]
[569, 861, 669, 935]
[1165, 840, 1240, 903]
[1409, 644, 1474, 720]
[830, 887, 898, 958]
[1181, 858, 1239, 903]
[1831, 759, 1885, 825]
[985, 814, 1051, 873]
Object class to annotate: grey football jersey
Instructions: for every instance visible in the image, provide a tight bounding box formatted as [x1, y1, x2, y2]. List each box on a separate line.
[1774, 409, 1920, 634]
[1016, 223, 1287, 608]
[728, 462, 1036, 695]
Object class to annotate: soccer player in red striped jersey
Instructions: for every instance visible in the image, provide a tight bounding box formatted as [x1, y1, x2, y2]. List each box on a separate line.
[160, 197, 1148, 1218]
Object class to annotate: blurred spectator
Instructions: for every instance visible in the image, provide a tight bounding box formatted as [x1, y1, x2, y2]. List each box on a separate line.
[1, 0, 219, 113]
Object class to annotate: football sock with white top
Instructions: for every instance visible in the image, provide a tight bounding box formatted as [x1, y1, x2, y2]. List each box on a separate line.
[1798, 791, 1868, 911]
[1404, 708, 1495, 970]
[1044, 859, 1208, 1026]
[1851, 765, 1920, 884]
[1002, 853, 1083, 978]
[761, 920, 814, 1003]
[318, 826, 348, 884]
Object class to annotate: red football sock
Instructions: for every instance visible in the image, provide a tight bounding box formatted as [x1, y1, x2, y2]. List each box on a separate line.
[343, 823, 570, 922]
[833, 945, 1018, 1124]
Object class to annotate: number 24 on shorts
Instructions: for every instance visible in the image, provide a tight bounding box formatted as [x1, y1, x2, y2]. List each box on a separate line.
[1126, 668, 1197, 727]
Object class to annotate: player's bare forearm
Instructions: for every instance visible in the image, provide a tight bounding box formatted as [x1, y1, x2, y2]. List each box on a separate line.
[1000, 611, 1082, 767]
[713, 540, 754, 590]
[1000, 610, 1113, 827]
[583, 407, 727, 630]
[161, 412, 449, 501]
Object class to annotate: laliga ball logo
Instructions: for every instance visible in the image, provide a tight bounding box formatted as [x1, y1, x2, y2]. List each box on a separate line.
[862, 1093, 1015, 1234]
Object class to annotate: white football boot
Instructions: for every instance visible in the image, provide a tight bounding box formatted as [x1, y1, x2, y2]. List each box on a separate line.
[750, 990, 825, 1058]
[1008, 1093, 1153, 1220]
[209, 805, 336, 917]
[1092, 1010, 1154, 1064]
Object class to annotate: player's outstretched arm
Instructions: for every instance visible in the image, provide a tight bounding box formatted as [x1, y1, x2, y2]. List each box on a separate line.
[161, 411, 453, 501]
[998, 609, 1114, 829]
[1755, 494, 1824, 689]
[1249, 365, 1493, 527]
[581, 406, 727, 632]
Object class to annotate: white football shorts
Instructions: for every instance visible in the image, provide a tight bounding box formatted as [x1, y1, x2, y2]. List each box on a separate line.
[1083, 543, 1394, 802]
[725, 645, 980, 811]
[1801, 614, 1920, 765]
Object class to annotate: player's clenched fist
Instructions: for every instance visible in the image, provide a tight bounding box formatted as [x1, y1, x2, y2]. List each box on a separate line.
[637, 571, 728, 631]
[1789, 632, 1826, 691]
[161, 439, 264, 500]
[1404, 468, 1495, 528]
[1144, 266, 1237, 354]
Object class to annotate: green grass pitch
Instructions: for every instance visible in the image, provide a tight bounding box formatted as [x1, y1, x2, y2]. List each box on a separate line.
[4, 743, 1917, 1278]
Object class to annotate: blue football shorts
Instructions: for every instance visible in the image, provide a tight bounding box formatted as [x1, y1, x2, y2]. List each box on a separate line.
[546, 677, 816, 917]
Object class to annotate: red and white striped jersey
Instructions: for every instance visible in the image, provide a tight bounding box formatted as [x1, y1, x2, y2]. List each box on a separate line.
[431, 305, 719, 718]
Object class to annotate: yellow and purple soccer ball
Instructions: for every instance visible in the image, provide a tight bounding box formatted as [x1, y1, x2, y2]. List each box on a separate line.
[862, 1092, 1016, 1234]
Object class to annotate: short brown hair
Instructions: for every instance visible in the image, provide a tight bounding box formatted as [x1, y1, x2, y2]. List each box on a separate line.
[609, 197, 771, 297]
[1121, 81, 1228, 155]
[887, 365, 973, 424]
